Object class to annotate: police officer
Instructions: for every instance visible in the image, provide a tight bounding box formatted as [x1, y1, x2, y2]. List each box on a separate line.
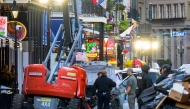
[97, 72, 102, 77]
[93, 70, 116, 109]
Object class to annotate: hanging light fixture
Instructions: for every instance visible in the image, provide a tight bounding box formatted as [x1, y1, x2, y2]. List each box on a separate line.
[11, 0, 19, 19]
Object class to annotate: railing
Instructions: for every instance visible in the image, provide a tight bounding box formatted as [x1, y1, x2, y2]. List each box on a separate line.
[51, 0, 106, 17]
[81, 0, 106, 17]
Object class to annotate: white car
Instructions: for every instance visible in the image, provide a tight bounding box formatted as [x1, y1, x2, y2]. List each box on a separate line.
[115, 68, 160, 109]
[81, 61, 160, 109]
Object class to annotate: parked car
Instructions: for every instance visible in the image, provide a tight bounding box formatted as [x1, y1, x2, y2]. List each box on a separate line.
[115, 68, 160, 109]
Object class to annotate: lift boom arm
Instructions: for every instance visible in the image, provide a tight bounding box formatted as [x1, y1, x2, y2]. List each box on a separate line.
[44, 0, 83, 83]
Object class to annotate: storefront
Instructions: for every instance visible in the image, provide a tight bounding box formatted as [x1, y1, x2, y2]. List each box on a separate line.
[83, 36, 117, 66]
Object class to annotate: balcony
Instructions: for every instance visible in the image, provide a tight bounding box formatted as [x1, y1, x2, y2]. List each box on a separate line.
[50, 0, 106, 17]
[81, 0, 106, 17]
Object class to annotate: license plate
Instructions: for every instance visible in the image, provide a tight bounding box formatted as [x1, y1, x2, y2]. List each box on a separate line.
[34, 96, 57, 109]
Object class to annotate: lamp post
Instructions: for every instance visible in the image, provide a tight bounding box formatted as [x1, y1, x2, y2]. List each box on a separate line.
[135, 40, 158, 66]
[11, 0, 19, 94]
[178, 39, 184, 66]
[104, 37, 108, 62]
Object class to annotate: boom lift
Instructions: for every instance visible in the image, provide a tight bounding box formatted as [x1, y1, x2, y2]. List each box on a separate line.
[11, 0, 91, 109]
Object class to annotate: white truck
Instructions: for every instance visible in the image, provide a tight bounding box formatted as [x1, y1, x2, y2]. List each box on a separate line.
[179, 64, 190, 74]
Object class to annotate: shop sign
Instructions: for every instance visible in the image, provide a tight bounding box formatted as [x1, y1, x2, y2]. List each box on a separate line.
[86, 42, 97, 53]
[76, 52, 87, 61]
[87, 53, 98, 57]
[7, 21, 27, 41]
[104, 38, 115, 54]
[0, 16, 7, 36]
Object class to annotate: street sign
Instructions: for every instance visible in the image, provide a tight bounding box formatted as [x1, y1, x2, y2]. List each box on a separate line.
[173, 32, 187, 36]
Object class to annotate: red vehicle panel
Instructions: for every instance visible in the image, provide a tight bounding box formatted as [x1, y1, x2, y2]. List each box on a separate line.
[22, 64, 85, 98]
[70, 66, 87, 98]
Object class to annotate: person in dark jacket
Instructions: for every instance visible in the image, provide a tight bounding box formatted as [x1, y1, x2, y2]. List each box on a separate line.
[97, 72, 102, 77]
[0, 64, 13, 86]
[156, 64, 173, 84]
[141, 65, 153, 91]
[137, 65, 153, 109]
[93, 70, 116, 109]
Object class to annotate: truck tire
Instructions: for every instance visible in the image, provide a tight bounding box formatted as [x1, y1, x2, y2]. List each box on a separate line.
[82, 101, 91, 109]
[67, 98, 81, 109]
[110, 100, 118, 109]
[12, 94, 25, 109]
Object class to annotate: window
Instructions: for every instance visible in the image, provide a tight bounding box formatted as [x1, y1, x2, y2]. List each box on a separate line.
[181, 3, 185, 17]
[152, 5, 157, 19]
[160, 5, 164, 18]
[174, 4, 178, 18]
[166, 4, 171, 18]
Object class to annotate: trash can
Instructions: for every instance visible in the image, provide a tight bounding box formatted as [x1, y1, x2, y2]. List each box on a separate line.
[0, 85, 13, 109]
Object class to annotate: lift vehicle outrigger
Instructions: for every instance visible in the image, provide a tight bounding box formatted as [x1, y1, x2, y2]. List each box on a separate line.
[11, 0, 92, 109]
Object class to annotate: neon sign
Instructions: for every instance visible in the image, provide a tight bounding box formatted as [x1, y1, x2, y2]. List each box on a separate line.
[86, 42, 97, 53]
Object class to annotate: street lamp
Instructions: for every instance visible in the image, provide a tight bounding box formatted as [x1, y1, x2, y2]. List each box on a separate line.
[142, 41, 151, 50]
[135, 40, 158, 63]
[178, 39, 184, 66]
[11, 0, 19, 19]
[40, 0, 64, 3]
[11, 0, 19, 94]
[104, 37, 108, 62]
[152, 41, 158, 49]
[40, 0, 48, 3]
[135, 40, 142, 50]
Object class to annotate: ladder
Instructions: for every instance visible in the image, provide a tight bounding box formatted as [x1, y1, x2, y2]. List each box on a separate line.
[41, 24, 83, 83]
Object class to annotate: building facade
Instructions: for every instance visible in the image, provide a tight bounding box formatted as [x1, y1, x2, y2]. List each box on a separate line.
[138, 0, 190, 68]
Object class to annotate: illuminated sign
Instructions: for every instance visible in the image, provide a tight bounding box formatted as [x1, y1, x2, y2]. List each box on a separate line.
[87, 53, 98, 57]
[0, 16, 7, 36]
[86, 42, 97, 53]
[7, 21, 27, 41]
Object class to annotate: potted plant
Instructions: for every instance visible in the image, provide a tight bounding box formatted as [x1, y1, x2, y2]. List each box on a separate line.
[106, 0, 114, 12]
[104, 24, 112, 33]
[119, 4, 125, 10]
[119, 20, 130, 33]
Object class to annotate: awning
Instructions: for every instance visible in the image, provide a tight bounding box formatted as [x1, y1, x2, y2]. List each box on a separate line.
[51, 12, 107, 24]
[81, 17, 107, 24]
[0, 35, 21, 43]
[120, 23, 138, 38]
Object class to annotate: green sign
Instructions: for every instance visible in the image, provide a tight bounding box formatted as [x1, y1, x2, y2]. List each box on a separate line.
[86, 42, 97, 53]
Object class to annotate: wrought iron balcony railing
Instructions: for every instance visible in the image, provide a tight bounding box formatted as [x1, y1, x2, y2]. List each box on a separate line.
[51, 0, 106, 17]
